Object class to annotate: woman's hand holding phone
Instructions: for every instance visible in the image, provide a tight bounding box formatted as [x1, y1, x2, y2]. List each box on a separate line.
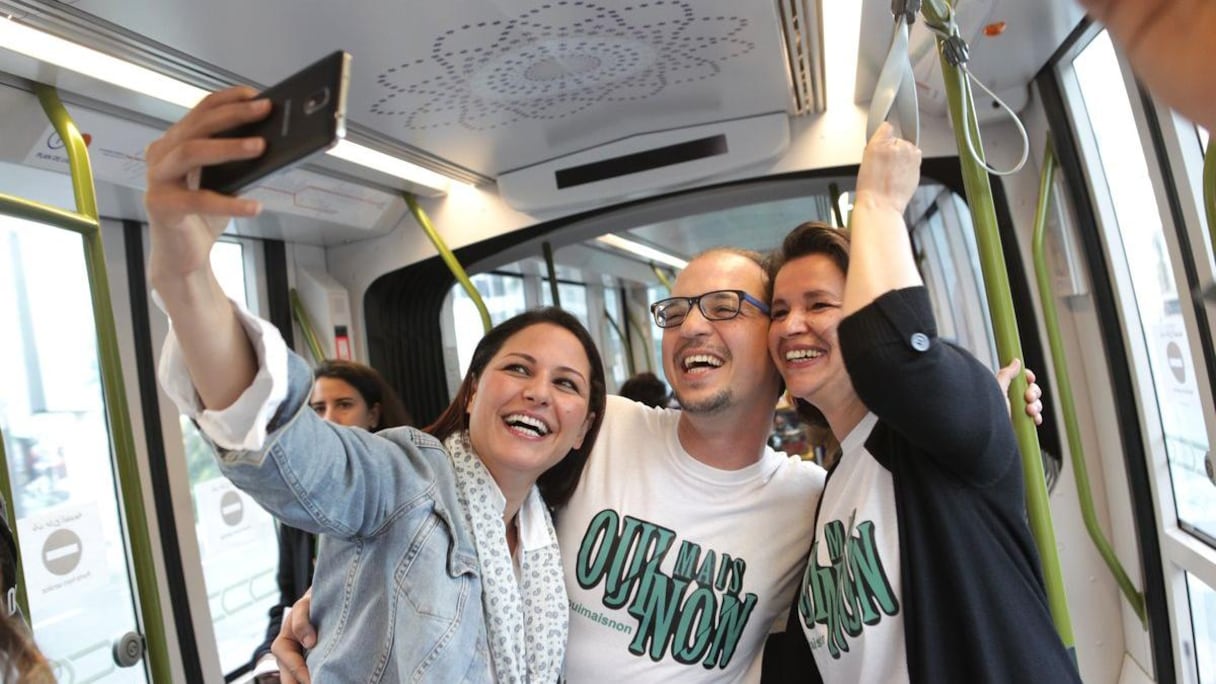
[144, 87, 269, 290]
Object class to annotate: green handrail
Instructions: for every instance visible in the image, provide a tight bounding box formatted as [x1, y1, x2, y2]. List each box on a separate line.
[1032, 136, 1147, 626]
[289, 289, 328, 363]
[404, 194, 491, 333]
[650, 264, 673, 292]
[0, 84, 172, 681]
[0, 426, 29, 622]
[922, 0, 1076, 652]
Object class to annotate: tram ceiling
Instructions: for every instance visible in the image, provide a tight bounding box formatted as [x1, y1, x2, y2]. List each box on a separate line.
[3, 0, 1080, 185]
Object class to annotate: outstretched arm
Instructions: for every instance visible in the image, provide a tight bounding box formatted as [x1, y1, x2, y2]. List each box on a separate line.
[1078, 0, 1216, 132]
[146, 86, 271, 409]
[841, 122, 923, 318]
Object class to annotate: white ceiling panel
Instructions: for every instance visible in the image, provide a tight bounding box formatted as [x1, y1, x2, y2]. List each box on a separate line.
[51, 0, 794, 177]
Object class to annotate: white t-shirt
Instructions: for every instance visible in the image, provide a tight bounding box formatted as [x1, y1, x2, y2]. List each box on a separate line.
[798, 412, 907, 683]
[558, 396, 826, 683]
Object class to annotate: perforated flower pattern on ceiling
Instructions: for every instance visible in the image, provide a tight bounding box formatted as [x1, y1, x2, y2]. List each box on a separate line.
[371, 0, 754, 131]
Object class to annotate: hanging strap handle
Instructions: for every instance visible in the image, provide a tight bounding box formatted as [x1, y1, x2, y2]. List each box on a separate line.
[867, 0, 921, 145]
[922, 5, 1030, 176]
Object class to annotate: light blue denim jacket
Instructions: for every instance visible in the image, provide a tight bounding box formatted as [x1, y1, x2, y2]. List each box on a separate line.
[210, 351, 492, 682]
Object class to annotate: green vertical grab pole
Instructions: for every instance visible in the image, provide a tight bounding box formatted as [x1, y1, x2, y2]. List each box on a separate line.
[289, 289, 328, 363]
[650, 264, 673, 292]
[921, 0, 1076, 652]
[1032, 137, 1146, 626]
[404, 194, 491, 333]
[33, 84, 173, 681]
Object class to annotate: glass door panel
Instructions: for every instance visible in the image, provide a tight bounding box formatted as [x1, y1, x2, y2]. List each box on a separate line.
[1070, 31, 1214, 540]
[182, 239, 282, 675]
[0, 214, 147, 682]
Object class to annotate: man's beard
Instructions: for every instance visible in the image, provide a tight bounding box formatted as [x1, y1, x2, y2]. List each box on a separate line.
[672, 387, 732, 414]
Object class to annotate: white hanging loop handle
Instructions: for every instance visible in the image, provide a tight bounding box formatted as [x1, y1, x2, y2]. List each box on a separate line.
[867, 3, 920, 146]
[924, 9, 1030, 176]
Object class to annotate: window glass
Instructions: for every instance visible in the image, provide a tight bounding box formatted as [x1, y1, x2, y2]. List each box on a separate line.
[1072, 32, 1213, 538]
[179, 238, 281, 675]
[601, 286, 630, 389]
[541, 280, 591, 330]
[451, 273, 527, 376]
[646, 285, 667, 386]
[1188, 573, 1216, 682]
[0, 216, 146, 682]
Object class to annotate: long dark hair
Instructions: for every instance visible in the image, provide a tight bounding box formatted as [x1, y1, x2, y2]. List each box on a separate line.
[425, 308, 607, 509]
[765, 221, 852, 428]
[0, 546, 53, 684]
[313, 359, 413, 430]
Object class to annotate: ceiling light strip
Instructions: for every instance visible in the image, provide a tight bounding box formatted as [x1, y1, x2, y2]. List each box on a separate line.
[0, 16, 456, 193]
[595, 234, 688, 270]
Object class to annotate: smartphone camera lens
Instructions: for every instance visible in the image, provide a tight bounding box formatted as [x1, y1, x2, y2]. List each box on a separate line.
[303, 88, 331, 115]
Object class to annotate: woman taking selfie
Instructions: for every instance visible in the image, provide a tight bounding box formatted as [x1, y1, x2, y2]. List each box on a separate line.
[146, 86, 606, 682]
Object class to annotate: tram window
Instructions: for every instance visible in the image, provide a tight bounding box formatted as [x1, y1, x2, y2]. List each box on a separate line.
[601, 286, 630, 390]
[1067, 32, 1214, 539]
[449, 272, 527, 377]
[646, 284, 666, 383]
[0, 215, 146, 681]
[175, 237, 283, 675]
[1188, 573, 1216, 682]
[906, 186, 997, 369]
[540, 279, 591, 330]
[210, 240, 248, 304]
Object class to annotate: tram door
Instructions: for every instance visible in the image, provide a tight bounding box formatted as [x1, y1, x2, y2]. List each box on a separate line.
[157, 235, 284, 678]
[0, 165, 149, 682]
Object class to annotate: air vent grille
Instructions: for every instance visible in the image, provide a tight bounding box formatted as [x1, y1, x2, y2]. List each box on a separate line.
[775, 0, 826, 115]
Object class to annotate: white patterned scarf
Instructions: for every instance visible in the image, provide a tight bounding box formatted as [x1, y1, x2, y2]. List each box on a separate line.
[445, 431, 568, 683]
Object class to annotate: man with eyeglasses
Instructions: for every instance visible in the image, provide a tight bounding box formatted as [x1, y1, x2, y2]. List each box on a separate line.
[556, 247, 827, 683]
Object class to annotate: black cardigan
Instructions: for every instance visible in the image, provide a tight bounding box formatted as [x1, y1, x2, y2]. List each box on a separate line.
[762, 287, 1079, 683]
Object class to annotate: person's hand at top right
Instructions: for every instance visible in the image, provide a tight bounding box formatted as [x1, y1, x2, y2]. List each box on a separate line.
[1077, 0, 1216, 132]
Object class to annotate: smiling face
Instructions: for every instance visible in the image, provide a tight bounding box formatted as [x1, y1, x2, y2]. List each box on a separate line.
[465, 322, 595, 492]
[661, 250, 781, 416]
[310, 377, 380, 429]
[768, 253, 852, 410]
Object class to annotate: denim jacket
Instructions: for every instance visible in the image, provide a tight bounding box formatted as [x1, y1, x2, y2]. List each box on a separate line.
[211, 352, 492, 682]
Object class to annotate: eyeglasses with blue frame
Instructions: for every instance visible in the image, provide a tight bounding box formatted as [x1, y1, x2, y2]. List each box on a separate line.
[649, 289, 771, 328]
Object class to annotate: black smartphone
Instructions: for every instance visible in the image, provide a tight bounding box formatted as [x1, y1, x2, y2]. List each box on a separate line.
[199, 50, 350, 195]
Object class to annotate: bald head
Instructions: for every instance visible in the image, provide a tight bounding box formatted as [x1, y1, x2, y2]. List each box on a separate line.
[677, 247, 771, 302]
